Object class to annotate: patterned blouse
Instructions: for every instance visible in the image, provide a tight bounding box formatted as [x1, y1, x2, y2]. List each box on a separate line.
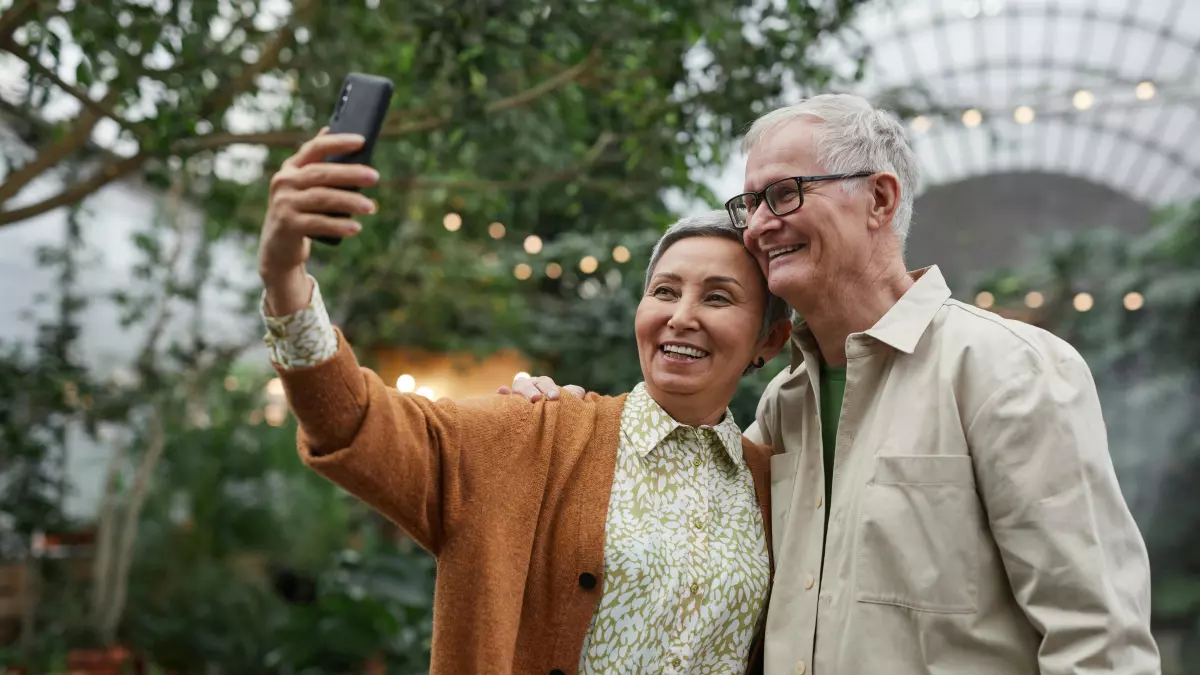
[262, 279, 771, 673]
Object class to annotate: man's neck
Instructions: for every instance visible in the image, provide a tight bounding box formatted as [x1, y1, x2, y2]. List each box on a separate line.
[793, 257, 912, 366]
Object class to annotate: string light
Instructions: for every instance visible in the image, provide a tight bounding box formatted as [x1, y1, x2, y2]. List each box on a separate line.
[974, 291, 995, 308]
[515, 371, 530, 380]
[1013, 105, 1035, 124]
[396, 374, 416, 392]
[1073, 292, 1094, 312]
[266, 378, 284, 396]
[514, 263, 533, 280]
[910, 116, 932, 133]
[612, 246, 631, 263]
[1123, 292, 1144, 311]
[546, 262, 563, 279]
[962, 109, 983, 128]
[415, 386, 436, 400]
[265, 403, 287, 427]
[1073, 90, 1094, 110]
[524, 235, 543, 254]
[224, 375, 238, 391]
[1024, 291, 1044, 309]
[488, 222, 506, 239]
[443, 213, 462, 231]
[579, 256, 599, 274]
[1135, 81, 1156, 101]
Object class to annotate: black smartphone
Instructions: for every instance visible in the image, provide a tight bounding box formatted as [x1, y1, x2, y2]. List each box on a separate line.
[313, 72, 395, 246]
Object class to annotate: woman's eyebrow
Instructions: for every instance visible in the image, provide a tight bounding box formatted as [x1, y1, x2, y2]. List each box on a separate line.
[706, 275, 745, 289]
[651, 272, 745, 290]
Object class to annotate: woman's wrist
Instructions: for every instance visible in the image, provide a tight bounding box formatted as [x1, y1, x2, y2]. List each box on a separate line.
[262, 266, 314, 317]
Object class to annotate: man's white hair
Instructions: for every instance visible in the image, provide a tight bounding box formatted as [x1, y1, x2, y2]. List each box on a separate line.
[741, 94, 920, 246]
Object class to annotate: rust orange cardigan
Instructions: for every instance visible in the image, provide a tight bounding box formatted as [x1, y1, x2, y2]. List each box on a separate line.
[276, 331, 775, 675]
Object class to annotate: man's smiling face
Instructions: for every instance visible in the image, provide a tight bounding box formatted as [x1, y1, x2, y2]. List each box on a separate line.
[740, 119, 876, 304]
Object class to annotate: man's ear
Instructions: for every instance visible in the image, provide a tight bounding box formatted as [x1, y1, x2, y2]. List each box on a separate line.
[868, 172, 901, 232]
[757, 318, 792, 363]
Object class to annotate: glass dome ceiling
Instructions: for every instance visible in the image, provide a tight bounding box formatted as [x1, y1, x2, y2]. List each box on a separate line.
[825, 0, 1200, 207]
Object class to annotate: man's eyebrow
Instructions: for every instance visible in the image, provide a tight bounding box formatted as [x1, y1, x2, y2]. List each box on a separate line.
[649, 272, 744, 289]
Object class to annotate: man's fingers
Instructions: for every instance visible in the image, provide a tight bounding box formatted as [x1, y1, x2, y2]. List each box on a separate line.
[510, 376, 544, 403]
[532, 376, 561, 401]
[279, 187, 376, 217]
[287, 133, 367, 168]
[562, 385, 586, 399]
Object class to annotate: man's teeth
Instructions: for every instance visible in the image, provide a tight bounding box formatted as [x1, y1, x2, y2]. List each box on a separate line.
[662, 344, 708, 358]
[768, 244, 806, 259]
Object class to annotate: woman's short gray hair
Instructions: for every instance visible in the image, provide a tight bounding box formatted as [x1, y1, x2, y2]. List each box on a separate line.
[644, 210, 792, 342]
[741, 93, 920, 247]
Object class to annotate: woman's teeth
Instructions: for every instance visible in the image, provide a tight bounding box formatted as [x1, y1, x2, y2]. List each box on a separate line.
[662, 344, 708, 359]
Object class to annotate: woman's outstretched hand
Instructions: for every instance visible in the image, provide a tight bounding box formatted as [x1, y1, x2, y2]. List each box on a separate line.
[258, 130, 379, 315]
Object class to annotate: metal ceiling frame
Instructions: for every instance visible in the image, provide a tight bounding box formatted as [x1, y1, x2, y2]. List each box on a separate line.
[864, 0, 1199, 205]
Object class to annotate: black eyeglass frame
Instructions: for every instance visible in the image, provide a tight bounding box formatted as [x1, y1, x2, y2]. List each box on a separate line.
[724, 171, 875, 229]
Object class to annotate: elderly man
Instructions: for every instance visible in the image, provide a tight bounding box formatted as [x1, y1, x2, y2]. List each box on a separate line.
[509, 94, 1159, 675]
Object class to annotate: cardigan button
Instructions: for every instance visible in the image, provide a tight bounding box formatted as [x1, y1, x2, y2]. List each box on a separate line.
[578, 572, 598, 590]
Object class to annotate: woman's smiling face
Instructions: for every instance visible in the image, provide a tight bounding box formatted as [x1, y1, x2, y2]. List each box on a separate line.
[635, 235, 781, 426]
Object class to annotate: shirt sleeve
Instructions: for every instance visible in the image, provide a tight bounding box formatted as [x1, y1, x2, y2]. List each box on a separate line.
[966, 356, 1160, 674]
[260, 275, 339, 369]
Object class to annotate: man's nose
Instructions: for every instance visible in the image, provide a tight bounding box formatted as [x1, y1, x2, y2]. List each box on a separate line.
[744, 207, 782, 247]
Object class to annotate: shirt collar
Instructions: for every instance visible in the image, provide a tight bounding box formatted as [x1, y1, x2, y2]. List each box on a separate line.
[790, 265, 952, 371]
[622, 383, 745, 465]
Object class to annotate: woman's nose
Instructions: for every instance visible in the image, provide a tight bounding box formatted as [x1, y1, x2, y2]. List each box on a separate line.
[667, 301, 700, 331]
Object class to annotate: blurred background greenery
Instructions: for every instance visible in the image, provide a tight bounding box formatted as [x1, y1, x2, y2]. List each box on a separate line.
[1, 0, 1198, 672]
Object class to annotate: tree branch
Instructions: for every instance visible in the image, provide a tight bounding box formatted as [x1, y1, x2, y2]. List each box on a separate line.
[182, 46, 606, 152]
[389, 131, 617, 191]
[199, 0, 315, 117]
[0, 89, 120, 204]
[0, 0, 38, 47]
[0, 153, 146, 227]
[0, 38, 603, 228]
[0, 37, 130, 128]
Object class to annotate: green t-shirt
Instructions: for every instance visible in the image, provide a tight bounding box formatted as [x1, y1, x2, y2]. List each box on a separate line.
[819, 362, 846, 532]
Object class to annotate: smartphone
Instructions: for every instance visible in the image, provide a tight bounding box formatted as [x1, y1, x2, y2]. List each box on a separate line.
[313, 72, 395, 246]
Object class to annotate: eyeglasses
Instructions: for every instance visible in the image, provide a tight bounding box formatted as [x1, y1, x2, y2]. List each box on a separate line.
[725, 172, 874, 229]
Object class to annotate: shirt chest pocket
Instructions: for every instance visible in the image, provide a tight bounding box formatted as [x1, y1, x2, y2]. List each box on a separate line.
[855, 455, 981, 614]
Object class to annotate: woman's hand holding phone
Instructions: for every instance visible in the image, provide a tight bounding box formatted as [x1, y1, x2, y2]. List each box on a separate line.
[257, 129, 379, 316]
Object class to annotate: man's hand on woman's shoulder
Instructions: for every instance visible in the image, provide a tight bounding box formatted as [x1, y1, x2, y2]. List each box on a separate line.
[497, 375, 586, 402]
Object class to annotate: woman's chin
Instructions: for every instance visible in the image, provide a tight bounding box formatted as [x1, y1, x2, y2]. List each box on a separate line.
[649, 368, 711, 396]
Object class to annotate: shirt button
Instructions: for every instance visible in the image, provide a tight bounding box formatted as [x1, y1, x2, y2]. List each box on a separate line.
[690, 582, 700, 594]
[795, 661, 807, 675]
[805, 573, 815, 590]
[672, 657, 682, 668]
[693, 457, 702, 467]
[578, 572, 598, 590]
[692, 518, 704, 530]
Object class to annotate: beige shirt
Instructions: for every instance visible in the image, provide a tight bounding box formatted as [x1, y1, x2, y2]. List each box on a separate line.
[746, 266, 1159, 675]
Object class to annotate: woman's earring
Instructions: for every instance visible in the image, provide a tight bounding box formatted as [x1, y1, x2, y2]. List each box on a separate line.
[752, 357, 766, 369]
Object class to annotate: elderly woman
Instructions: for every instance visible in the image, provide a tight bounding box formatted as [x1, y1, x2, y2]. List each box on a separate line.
[257, 132, 792, 675]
